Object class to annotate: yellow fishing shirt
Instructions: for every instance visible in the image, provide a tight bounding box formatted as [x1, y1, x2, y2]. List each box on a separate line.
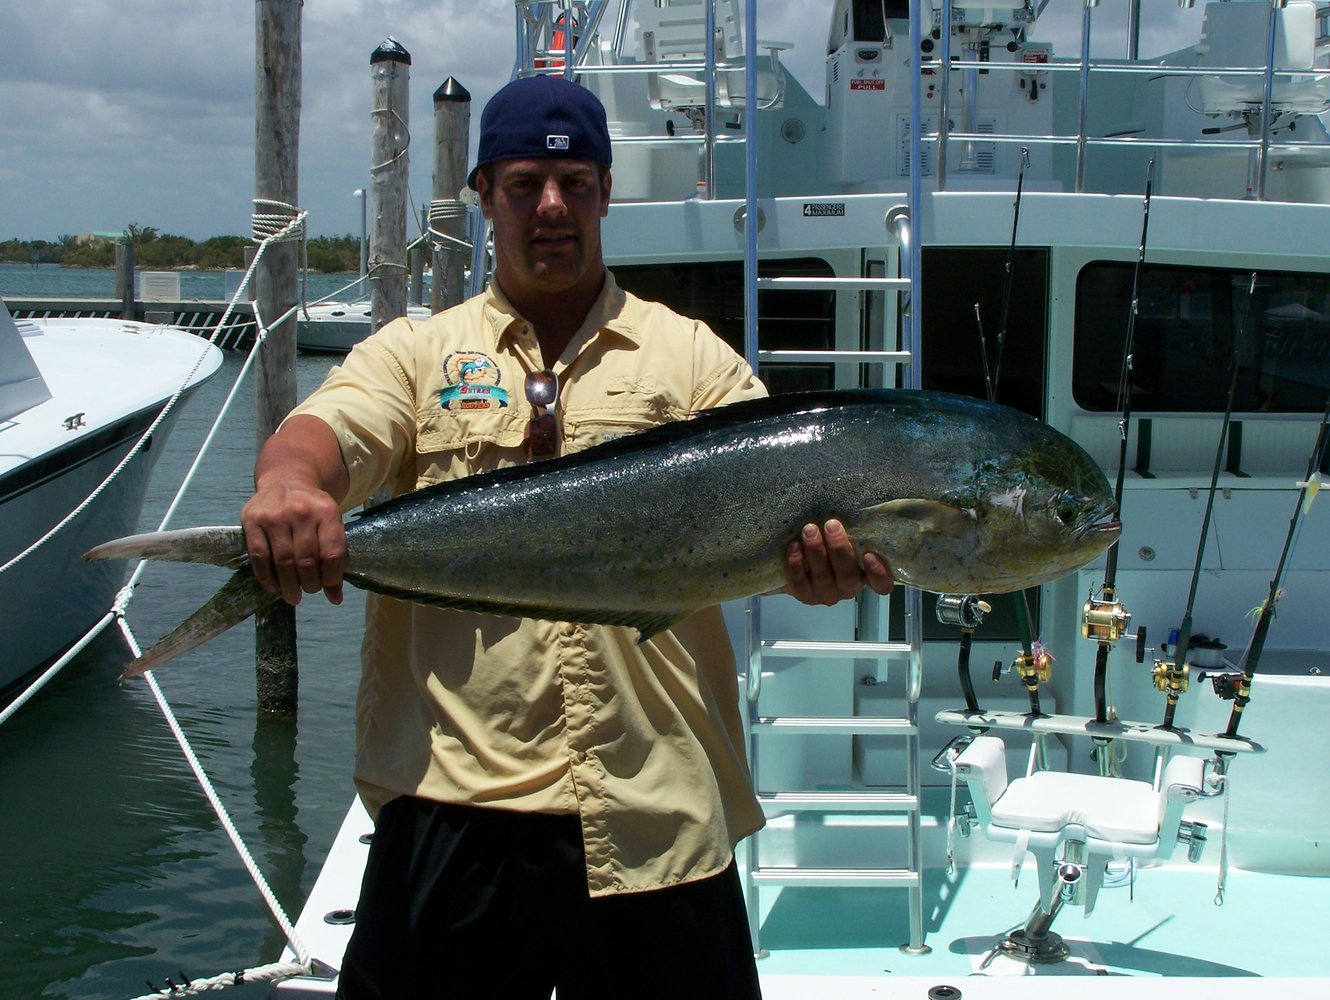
[288, 273, 768, 895]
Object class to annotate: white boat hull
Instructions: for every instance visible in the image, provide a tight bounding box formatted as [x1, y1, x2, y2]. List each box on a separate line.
[0, 315, 222, 691]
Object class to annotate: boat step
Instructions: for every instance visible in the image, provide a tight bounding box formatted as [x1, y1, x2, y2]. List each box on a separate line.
[749, 867, 921, 888]
[751, 716, 915, 735]
[756, 349, 913, 365]
[755, 276, 910, 291]
[760, 639, 912, 659]
[758, 791, 918, 813]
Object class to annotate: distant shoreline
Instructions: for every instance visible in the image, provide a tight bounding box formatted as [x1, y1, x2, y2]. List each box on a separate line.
[8, 261, 358, 276]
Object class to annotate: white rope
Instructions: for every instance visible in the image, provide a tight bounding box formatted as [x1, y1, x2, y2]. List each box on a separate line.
[251, 199, 307, 244]
[116, 617, 313, 980]
[425, 199, 473, 252]
[127, 959, 309, 1000]
[0, 612, 116, 727]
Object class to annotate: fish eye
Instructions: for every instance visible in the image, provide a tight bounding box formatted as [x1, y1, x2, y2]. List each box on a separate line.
[1054, 494, 1081, 526]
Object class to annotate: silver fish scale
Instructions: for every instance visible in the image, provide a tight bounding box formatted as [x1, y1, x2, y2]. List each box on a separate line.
[337, 390, 1117, 628]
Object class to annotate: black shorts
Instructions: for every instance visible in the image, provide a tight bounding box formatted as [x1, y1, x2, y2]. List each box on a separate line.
[335, 796, 762, 999]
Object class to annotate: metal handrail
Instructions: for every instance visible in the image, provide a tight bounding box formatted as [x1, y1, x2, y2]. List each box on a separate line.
[929, 0, 1329, 197]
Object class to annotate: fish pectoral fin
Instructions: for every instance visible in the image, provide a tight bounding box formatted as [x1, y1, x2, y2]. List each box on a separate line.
[631, 612, 689, 644]
[853, 499, 975, 535]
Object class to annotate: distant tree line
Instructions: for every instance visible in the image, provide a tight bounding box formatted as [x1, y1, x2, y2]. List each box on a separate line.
[1, 225, 361, 273]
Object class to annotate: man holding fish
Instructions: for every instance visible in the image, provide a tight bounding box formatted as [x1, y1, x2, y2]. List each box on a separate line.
[243, 76, 892, 998]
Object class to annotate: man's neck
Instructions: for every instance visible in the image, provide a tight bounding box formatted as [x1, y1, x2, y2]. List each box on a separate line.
[500, 270, 606, 368]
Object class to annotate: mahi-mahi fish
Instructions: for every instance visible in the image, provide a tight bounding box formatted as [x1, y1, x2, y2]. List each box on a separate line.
[87, 389, 1120, 677]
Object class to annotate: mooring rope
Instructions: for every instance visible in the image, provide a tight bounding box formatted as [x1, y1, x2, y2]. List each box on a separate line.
[425, 198, 473, 253]
[118, 618, 312, 1000]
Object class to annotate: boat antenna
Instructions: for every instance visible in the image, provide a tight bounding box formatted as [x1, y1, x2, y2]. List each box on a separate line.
[990, 146, 1029, 397]
[1221, 399, 1330, 739]
[1158, 272, 1258, 730]
[1082, 158, 1154, 733]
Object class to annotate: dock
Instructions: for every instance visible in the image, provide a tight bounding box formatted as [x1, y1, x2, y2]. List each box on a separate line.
[5, 296, 259, 350]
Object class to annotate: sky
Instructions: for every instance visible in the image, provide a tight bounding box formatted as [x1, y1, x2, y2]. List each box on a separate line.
[0, 1, 1206, 242]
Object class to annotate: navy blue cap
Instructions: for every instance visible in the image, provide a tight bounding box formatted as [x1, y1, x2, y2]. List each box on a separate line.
[467, 76, 612, 189]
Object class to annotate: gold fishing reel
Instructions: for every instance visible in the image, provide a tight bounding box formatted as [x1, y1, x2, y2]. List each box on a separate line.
[1014, 648, 1052, 685]
[1152, 656, 1190, 696]
[1081, 593, 1148, 662]
[1082, 595, 1130, 642]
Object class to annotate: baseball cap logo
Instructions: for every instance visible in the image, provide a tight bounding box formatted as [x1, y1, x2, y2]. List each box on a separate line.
[547, 134, 571, 151]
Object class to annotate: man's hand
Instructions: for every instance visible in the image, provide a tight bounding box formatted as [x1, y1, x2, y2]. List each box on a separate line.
[783, 519, 894, 606]
[242, 478, 346, 607]
[241, 414, 351, 607]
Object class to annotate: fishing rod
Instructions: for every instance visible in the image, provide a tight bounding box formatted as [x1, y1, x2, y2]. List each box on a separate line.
[1217, 400, 1330, 739]
[970, 301, 1044, 714]
[968, 150, 1047, 719]
[1081, 159, 1154, 734]
[937, 595, 991, 713]
[1156, 272, 1257, 731]
[990, 146, 1029, 396]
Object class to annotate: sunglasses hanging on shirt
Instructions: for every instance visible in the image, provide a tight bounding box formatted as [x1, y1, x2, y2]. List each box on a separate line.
[523, 369, 560, 461]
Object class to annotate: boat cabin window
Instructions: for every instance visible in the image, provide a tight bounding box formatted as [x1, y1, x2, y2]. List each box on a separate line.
[851, 1, 907, 42]
[1074, 263, 1330, 413]
[614, 257, 839, 394]
[920, 246, 1049, 420]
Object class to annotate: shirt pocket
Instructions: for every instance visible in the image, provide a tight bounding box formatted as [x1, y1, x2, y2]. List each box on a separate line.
[565, 376, 677, 452]
[414, 407, 527, 486]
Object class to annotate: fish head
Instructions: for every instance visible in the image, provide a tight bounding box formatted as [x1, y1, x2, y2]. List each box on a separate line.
[959, 432, 1121, 592]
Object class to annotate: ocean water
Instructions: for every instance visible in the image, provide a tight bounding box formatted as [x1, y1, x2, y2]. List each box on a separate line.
[0, 260, 362, 305]
[0, 278, 371, 998]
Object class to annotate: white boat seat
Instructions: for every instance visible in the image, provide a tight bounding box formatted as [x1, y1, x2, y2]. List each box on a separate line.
[989, 771, 1162, 845]
[634, 0, 787, 114]
[954, 735, 1206, 915]
[1194, 0, 1330, 116]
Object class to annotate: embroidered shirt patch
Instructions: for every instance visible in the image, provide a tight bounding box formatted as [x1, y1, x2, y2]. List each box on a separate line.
[439, 351, 511, 410]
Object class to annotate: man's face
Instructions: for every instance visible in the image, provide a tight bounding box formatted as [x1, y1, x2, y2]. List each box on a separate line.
[477, 158, 612, 304]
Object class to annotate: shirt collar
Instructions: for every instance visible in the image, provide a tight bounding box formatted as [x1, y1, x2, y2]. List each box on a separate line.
[483, 271, 642, 354]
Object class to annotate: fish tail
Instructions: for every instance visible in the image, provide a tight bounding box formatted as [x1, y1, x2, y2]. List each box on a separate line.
[84, 526, 247, 569]
[120, 568, 279, 679]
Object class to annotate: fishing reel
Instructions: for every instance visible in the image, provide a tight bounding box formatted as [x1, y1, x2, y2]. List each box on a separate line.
[1151, 656, 1190, 697]
[936, 594, 992, 631]
[1015, 646, 1053, 685]
[1197, 669, 1246, 700]
[1081, 594, 1148, 663]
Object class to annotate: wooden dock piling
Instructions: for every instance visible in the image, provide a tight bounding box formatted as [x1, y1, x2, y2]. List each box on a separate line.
[432, 77, 471, 314]
[116, 241, 135, 321]
[253, 0, 302, 715]
[370, 38, 411, 333]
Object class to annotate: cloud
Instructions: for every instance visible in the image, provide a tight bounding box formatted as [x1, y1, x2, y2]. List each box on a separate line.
[0, 1, 1206, 242]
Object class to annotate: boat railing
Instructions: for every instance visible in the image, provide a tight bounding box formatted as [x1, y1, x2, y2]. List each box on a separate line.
[928, 0, 1330, 198]
[511, 0, 790, 199]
